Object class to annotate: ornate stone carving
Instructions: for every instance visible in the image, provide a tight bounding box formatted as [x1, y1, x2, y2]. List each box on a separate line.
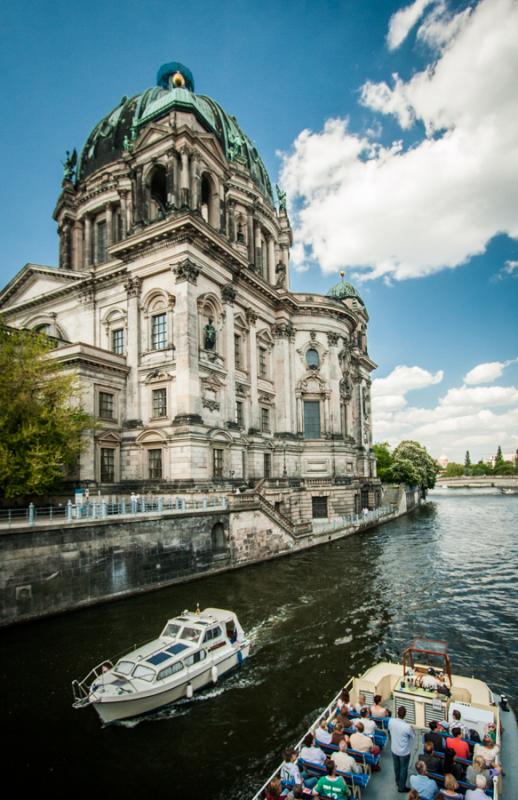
[221, 284, 237, 304]
[202, 398, 220, 411]
[79, 280, 95, 304]
[275, 261, 287, 288]
[273, 321, 295, 338]
[327, 332, 340, 346]
[174, 259, 200, 284]
[245, 308, 257, 326]
[125, 275, 141, 297]
[339, 376, 353, 400]
[203, 319, 217, 350]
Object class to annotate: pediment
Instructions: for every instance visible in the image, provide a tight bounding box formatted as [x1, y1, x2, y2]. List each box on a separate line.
[132, 124, 170, 152]
[0, 264, 86, 310]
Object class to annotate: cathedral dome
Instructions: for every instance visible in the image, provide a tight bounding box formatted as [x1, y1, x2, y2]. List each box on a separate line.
[77, 61, 274, 203]
[326, 273, 364, 305]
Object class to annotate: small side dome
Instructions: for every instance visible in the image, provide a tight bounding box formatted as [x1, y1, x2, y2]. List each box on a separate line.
[327, 272, 364, 305]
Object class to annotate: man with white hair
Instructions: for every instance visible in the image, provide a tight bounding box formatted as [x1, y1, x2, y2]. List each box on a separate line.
[331, 738, 362, 774]
[465, 774, 492, 799]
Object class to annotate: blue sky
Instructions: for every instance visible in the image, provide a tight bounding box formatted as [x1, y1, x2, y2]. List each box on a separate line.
[1, 0, 517, 460]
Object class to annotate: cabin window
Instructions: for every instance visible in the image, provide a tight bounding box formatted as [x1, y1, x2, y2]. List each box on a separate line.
[157, 661, 184, 681]
[132, 665, 155, 682]
[185, 650, 207, 667]
[115, 660, 134, 675]
[203, 626, 222, 643]
[180, 627, 200, 643]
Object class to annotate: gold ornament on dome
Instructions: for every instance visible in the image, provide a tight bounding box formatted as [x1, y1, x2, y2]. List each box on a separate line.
[170, 71, 186, 88]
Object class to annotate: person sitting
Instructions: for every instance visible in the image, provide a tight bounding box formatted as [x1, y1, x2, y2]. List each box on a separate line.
[485, 722, 497, 744]
[331, 738, 361, 774]
[410, 760, 439, 800]
[280, 747, 303, 788]
[446, 727, 470, 760]
[337, 689, 352, 714]
[349, 722, 380, 755]
[285, 785, 304, 800]
[420, 740, 443, 774]
[370, 694, 389, 717]
[438, 773, 463, 799]
[354, 693, 367, 713]
[353, 707, 377, 736]
[334, 709, 354, 730]
[465, 774, 492, 800]
[473, 736, 499, 767]
[407, 791, 420, 800]
[315, 718, 333, 746]
[300, 733, 326, 765]
[466, 755, 490, 785]
[312, 758, 351, 799]
[264, 776, 283, 799]
[331, 721, 346, 745]
[425, 720, 445, 751]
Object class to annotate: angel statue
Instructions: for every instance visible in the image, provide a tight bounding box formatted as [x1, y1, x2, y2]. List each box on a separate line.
[275, 184, 287, 213]
[62, 149, 77, 181]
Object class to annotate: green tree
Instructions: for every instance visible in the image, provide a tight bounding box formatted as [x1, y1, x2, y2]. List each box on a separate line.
[464, 450, 471, 475]
[0, 322, 92, 501]
[471, 460, 490, 476]
[388, 440, 439, 493]
[444, 462, 464, 477]
[387, 456, 420, 486]
[372, 442, 394, 482]
[494, 446, 504, 470]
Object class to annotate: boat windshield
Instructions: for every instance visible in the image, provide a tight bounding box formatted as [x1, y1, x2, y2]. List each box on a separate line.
[163, 622, 182, 639]
[180, 626, 201, 643]
[114, 660, 134, 675]
[132, 664, 155, 682]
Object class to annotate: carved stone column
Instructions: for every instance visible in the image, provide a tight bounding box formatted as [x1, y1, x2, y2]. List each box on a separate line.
[327, 332, 341, 436]
[83, 215, 92, 268]
[119, 191, 128, 239]
[255, 223, 262, 276]
[72, 219, 83, 270]
[125, 276, 142, 423]
[172, 259, 202, 424]
[180, 147, 190, 208]
[268, 236, 276, 285]
[247, 213, 255, 264]
[273, 321, 294, 433]
[166, 149, 176, 208]
[222, 284, 237, 425]
[247, 309, 259, 430]
[106, 203, 113, 248]
[190, 153, 200, 211]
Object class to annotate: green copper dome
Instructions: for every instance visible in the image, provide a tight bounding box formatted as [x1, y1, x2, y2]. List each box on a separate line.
[327, 275, 364, 305]
[78, 62, 274, 203]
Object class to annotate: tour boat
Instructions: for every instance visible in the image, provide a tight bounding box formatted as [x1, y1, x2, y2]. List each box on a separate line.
[72, 607, 250, 724]
[253, 639, 518, 800]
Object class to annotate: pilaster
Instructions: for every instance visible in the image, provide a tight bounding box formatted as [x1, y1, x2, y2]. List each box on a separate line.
[172, 259, 202, 423]
[125, 276, 142, 423]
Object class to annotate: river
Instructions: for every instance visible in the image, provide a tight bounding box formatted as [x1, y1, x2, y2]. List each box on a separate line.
[2, 490, 517, 798]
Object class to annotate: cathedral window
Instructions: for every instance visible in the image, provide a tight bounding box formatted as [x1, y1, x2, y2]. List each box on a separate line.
[264, 452, 272, 478]
[306, 348, 320, 369]
[234, 334, 242, 369]
[312, 496, 328, 519]
[149, 165, 167, 221]
[111, 328, 124, 355]
[99, 391, 114, 420]
[100, 448, 115, 482]
[151, 313, 167, 350]
[303, 400, 321, 439]
[258, 346, 268, 378]
[236, 401, 244, 428]
[152, 388, 167, 418]
[201, 173, 214, 226]
[34, 323, 52, 336]
[148, 449, 163, 479]
[213, 448, 224, 478]
[261, 407, 270, 433]
[95, 219, 107, 263]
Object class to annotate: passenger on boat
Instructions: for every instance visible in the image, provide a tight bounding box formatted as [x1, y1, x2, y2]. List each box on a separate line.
[334, 708, 353, 730]
[388, 706, 415, 794]
[349, 722, 381, 755]
[354, 693, 367, 713]
[407, 791, 420, 800]
[464, 774, 492, 800]
[264, 776, 283, 800]
[299, 733, 326, 765]
[484, 723, 497, 744]
[466, 755, 490, 785]
[424, 720, 445, 751]
[420, 740, 443, 774]
[280, 748, 303, 788]
[370, 694, 389, 717]
[331, 739, 362, 774]
[473, 736, 499, 768]
[331, 721, 346, 745]
[449, 709, 467, 738]
[285, 784, 304, 799]
[311, 759, 351, 800]
[315, 718, 333, 746]
[353, 707, 377, 735]
[409, 761, 439, 800]
[437, 773, 463, 799]
[445, 728, 470, 760]
[336, 689, 352, 714]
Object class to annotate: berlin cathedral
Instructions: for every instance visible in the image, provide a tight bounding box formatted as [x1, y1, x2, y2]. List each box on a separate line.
[0, 61, 380, 521]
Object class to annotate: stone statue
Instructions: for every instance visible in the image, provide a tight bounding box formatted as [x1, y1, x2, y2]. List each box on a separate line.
[62, 149, 77, 181]
[275, 184, 287, 213]
[275, 260, 287, 288]
[123, 134, 133, 152]
[227, 129, 244, 161]
[204, 318, 217, 350]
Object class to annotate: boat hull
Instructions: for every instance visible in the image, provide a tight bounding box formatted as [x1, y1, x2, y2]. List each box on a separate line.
[91, 644, 249, 724]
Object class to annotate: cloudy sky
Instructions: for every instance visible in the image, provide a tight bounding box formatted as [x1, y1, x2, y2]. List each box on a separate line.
[1, 0, 517, 461]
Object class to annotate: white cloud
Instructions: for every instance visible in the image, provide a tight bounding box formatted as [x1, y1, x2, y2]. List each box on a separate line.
[503, 260, 518, 275]
[387, 0, 436, 50]
[463, 358, 517, 385]
[416, 2, 472, 50]
[280, 0, 518, 281]
[372, 363, 518, 460]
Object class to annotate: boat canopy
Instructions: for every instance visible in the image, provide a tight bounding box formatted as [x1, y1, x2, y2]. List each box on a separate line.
[402, 638, 452, 685]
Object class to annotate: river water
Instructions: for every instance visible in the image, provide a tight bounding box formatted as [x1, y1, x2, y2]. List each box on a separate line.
[2, 490, 517, 798]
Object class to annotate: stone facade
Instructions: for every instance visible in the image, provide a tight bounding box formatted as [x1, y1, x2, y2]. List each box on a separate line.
[0, 61, 379, 522]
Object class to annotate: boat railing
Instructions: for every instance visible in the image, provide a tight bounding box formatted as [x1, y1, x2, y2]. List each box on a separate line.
[251, 677, 355, 800]
[72, 659, 114, 707]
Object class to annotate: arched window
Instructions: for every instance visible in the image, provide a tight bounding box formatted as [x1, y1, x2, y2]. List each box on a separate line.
[201, 174, 212, 224]
[306, 348, 320, 369]
[149, 165, 167, 221]
[211, 522, 226, 552]
[34, 323, 52, 336]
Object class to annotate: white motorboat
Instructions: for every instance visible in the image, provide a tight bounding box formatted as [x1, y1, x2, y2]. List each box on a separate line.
[72, 607, 250, 724]
[253, 639, 518, 800]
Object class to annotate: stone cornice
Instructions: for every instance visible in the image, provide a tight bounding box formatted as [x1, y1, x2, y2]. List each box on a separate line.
[0, 264, 87, 310]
